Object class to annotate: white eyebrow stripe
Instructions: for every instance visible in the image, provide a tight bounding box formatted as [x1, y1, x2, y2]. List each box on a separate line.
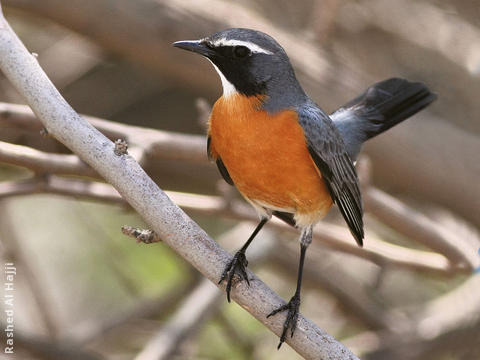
[212, 38, 273, 55]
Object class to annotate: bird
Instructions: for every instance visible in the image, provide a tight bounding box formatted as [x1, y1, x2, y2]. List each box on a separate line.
[173, 28, 436, 348]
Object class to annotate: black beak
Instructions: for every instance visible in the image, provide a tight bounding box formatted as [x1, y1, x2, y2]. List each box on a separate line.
[172, 40, 214, 58]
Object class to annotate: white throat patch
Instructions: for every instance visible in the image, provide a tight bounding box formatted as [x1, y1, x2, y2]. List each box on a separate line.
[208, 60, 237, 97]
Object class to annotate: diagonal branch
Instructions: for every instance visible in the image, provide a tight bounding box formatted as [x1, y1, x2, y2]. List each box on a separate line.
[0, 6, 358, 359]
[134, 278, 224, 360]
[134, 224, 269, 360]
[0, 324, 102, 360]
[365, 187, 478, 269]
[65, 276, 200, 346]
[344, 274, 480, 359]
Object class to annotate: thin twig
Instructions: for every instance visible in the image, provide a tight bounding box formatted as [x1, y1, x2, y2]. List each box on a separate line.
[65, 275, 200, 345]
[360, 0, 480, 76]
[134, 278, 224, 360]
[344, 274, 480, 358]
[269, 240, 394, 330]
[0, 176, 123, 203]
[0, 175, 456, 276]
[215, 312, 255, 356]
[135, 224, 274, 360]
[0, 101, 206, 163]
[2, 324, 102, 360]
[0, 140, 97, 177]
[0, 202, 59, 337]
[365, 187, 477, 269]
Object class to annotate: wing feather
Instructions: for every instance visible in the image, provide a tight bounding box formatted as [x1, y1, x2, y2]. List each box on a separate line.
[208, 135, 234, 185]
[298, 103, 364, 246]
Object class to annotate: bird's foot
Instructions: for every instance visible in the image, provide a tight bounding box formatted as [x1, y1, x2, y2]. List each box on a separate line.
[218, 250, 249, 302]
[267, 293, 301, 349]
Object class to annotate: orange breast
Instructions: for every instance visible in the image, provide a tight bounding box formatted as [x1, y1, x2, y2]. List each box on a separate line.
[208, 94, 332, 224]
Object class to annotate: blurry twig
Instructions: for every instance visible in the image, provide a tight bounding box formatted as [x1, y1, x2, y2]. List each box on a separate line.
[345, 274, 480, 359]
[0, 176, 123, 203]
[365, 187, 478, 268]
[0, 140, 97, 177]
[0, 174, 456, 275]
[3, 0, 334, 91]
[309, 0, 342, 43]
[2, 324, 102, 360]
[65, 275, 200, 345]
[216, 312, 255, 356]
[360, 0, 480, 76]
[39, 33, 104, 89]
[0, 102, 206, 164]
[0, 101, 475, 272]
[195, 97, 211, 129]
[270, 240, 394, 331]
[135, 224, 274, 360]
[135, 278, 223, 360]
[0, 202, 59, 337]
[4, 0, 480, 227]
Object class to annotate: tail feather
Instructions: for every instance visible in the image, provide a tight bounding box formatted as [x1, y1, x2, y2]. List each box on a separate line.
[331, 78, 437, 159]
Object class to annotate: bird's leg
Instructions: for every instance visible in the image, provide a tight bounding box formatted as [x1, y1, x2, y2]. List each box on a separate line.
[219, 217, 268, 302]
[267, 226, 312, 349]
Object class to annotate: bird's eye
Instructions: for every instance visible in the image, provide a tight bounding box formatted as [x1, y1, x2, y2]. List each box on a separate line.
[233, 46, 251, 58]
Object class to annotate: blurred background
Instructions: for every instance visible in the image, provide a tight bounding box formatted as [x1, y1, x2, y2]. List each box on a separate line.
[0, 0, 479, 359]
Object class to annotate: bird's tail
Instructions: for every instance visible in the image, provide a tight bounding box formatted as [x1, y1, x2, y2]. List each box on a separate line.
[331, 78, 437, 159]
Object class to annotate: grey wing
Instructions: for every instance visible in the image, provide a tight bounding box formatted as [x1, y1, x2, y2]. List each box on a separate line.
[297, 103, 364, 246]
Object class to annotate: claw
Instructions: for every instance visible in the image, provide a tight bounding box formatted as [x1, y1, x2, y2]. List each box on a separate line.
[267, 293, 301, 349]
[218, 250, 250, 302]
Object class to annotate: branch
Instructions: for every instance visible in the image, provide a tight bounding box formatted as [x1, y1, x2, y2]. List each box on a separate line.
[270, 240, 394, 331]
[65, 276, 200, 345]
[135, 223, 275, 359]
[365, 187, 478, 269]
[2, 326, 101, 360]
[0, 203, 59, 336]
[0, 100, 476, 273]
[0, 101, 206, 163]
[4, 0, 480, 227]
[347, 274, 480, 359]
[0, 174, 456, 276]
[1, 174, 456, 335]
[0, 140, 97, 177]
[0, 8, 357, 359]
[0, 176, 123, 202]
[361, 0, 480, 76]
[135, 278, 224, 360]
[2, 0, 338, 96]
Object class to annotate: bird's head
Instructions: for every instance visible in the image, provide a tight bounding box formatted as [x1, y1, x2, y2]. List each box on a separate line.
[173, 28, 305, 109]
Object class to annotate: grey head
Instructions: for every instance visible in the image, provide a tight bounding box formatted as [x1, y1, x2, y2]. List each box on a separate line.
[173, 28, 307, 112]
